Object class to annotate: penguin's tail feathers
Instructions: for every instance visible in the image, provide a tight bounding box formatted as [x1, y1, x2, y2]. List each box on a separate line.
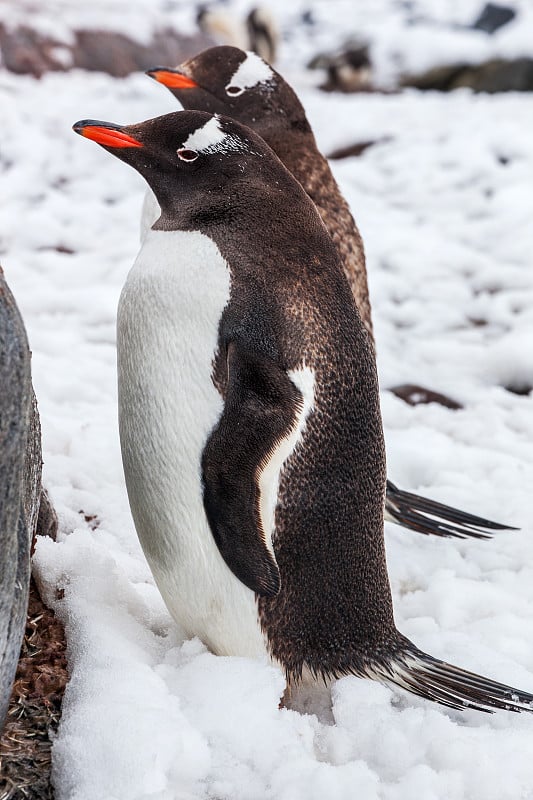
[385, 480, 518, 540]
[372, 643, 533, 713]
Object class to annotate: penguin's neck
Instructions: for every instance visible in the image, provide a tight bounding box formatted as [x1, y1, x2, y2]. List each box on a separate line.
[260, 122, 374, 343]
[263, 127, 350, 231]
[118, 228, 231, 412]
[127, 228, 224, 290]
[261, 126, 319, 178]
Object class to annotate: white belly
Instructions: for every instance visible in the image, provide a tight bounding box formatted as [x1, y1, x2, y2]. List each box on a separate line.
[117, 229, 267, 659]
[140, 188, 160, 241]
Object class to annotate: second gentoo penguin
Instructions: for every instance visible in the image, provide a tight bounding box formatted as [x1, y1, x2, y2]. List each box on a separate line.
[144, 46, 517, 541]
[196, 6, 278, 63]
[73, 109, 533, 712]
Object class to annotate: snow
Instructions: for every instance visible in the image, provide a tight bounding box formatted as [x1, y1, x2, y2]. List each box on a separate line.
[2, 1, 533, 798]
[0, 0, 198, 45]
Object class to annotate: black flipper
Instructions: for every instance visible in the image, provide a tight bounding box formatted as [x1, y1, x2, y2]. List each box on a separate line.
[372, 641, 533, 713]
[202, 341, 302, 597]
[385, 480, 518, 540]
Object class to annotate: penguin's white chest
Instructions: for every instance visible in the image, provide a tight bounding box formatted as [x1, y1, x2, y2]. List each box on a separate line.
[117, 229, 266, 658]
[139, 188, 160, 241]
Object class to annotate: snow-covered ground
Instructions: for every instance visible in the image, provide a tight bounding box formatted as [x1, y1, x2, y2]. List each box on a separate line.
[1, 1, 533, 797]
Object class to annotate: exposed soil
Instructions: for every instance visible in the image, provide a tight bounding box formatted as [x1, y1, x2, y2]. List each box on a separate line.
[0, 579, 68, 800]
[389, 383, 463, 410]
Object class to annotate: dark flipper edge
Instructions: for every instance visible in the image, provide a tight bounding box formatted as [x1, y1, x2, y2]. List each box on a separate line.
[202, 341, 302, 597]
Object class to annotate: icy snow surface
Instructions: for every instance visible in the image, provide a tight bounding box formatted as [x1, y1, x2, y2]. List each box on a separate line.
[1, 1, 533, 798]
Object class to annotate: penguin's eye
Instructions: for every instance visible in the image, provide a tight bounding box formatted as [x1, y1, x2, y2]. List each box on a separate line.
[177, 148, 199, 162]
[225, 85, 244, 97]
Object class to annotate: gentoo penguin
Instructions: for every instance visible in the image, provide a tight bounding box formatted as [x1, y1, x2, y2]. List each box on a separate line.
[196, 6, 278, 63]
[73, 110, 533, 712]
[307, 40, 373, 93]
[246, 8, 278, 65]
[144, 46, 516, 541]
[196, 6, 248, 52]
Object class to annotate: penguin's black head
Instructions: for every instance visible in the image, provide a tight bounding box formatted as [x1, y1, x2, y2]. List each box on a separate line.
[146, 46, 311, 142]
[72, 110, 303, 230]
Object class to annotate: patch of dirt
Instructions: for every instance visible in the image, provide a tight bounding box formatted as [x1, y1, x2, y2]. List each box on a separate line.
[504, 382, 532, 396]
[328, 137, 391, 160]
[389, 383, 463, 410]
[36, 246, 75, 255]
[0, 578, 68, 800]
[78, 510, 100, 531]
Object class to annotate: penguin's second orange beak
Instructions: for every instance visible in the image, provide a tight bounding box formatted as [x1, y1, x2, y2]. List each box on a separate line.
[146, 67, 199, 90]
[72, 120, 143, 149]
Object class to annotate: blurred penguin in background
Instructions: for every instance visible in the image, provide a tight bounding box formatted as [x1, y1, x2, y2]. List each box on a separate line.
[198, 4, 279, 63]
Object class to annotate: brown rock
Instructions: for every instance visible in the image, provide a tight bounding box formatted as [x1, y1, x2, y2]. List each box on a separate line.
[0, 23, 67, 77]
[328, 137, 391, 160]
[0, 22, 213, 78]
[72, 28, 212, 78]
[389, 384, 463, 410]
[1, 269, 39, 730]
[403, 58, 533, 93]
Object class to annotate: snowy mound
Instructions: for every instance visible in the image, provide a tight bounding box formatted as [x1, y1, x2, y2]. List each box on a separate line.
[2, 1, 533, 797]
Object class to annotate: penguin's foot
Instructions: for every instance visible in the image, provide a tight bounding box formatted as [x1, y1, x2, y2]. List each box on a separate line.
[279, 684, 292, 709]
[385, 480, 518, 540]
[375, 643, 533, 713]
[280, 678, 334, 721]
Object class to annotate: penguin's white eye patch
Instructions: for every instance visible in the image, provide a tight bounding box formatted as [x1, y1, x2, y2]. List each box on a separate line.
[182, 115, 260, 156]
[225, 84, 245, 97]
[177, 148, 199, 162]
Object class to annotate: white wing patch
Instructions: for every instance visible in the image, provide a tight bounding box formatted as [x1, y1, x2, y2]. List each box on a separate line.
[258, 366, 315, 558]
[183, 114, 251, 155]
[229, 50, 274, 90]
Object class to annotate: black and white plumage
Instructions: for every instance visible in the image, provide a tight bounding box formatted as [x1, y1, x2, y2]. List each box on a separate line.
[196, 5, 278, 63]
[73, 111, 533, 713]
[145, 45, 517, 542]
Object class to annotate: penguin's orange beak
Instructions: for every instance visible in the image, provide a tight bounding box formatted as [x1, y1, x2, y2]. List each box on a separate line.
[146, 67, 199, 90]
[72, 120, 143, 148]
